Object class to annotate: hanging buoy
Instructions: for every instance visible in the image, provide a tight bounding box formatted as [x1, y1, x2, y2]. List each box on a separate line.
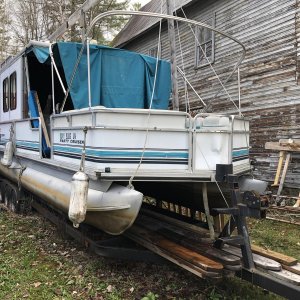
[1, 141, 14, 167]
[68, 170, 89, 228]
[68, 127, 89, 228]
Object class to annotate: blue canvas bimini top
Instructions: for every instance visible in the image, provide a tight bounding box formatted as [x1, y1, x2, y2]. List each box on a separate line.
[30, 42, 172, 110]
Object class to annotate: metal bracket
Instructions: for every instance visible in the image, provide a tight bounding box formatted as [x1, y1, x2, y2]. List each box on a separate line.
[213, 175, 255, 270]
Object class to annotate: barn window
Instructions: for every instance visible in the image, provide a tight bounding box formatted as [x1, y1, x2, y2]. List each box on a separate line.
[10, 72, 17, 110]
[3, 77, 9, 112]
[195, 14, 215, 68]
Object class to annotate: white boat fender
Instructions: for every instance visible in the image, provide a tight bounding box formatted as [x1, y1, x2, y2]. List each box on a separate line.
[1, 141, 14, 167]
[68, 171, 89, 228]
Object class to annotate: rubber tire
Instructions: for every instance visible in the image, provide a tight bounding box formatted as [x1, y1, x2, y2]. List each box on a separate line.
[0, 182, 4, 203]
[10, 188, 19, 213]
[3, 185, 11, 208]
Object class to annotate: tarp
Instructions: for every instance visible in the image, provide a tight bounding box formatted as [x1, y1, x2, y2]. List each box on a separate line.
[29, 42, 171, 110]
[32, 47, 51, 64]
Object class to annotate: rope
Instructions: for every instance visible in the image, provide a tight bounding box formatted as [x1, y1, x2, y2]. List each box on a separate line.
[128, 2, 164, 189]
[60, 42, 87, 112]
[180, 7, 243, 115]
[196, 143, 231, 209]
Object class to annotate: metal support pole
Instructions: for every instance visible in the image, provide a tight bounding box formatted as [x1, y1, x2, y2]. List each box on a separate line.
[202, 182, 215, 240]
[231, 188, 255, 270]
[87, 38, 92, 108]
[51, 54, 55, 115]
[238, 67, 241, 116]
[166, 0, 179, 111]
[80, 10, 87, 43]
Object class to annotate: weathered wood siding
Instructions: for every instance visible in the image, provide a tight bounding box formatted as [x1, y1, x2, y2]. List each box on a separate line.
[120, 0, 300, 190]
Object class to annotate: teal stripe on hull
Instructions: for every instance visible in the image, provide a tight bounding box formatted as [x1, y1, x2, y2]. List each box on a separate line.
[54, 145, 188, 159]
[232, 149, 249, 158]
[16, 141, 40, 149]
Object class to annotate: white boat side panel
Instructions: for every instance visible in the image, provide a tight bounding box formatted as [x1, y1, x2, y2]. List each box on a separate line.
[15, 120, 40, 156]
[71, 113, 93, 127]
[95, 111, 189, 129]
[52, 116, 70, 128]
[0, 57, 23, 122]
[194, 132, 231, 171]
[53, 128, 189, 170]
[53, 109, 190, 130]
[193, 116, 232, 171]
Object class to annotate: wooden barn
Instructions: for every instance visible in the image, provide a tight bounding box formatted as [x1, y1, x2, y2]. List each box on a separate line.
[113, 0, 300, 193]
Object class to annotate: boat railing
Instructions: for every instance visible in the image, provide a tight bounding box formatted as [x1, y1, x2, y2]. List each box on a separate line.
[86, 10, 246, 114]
[56, 10, 246, 114]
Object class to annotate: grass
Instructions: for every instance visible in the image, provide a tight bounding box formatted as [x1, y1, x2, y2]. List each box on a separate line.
[1, 208, 298, 299]
[248, 218, 300, 261]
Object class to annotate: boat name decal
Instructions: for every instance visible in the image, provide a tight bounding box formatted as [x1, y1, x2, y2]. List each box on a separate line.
[60, 132, 84, 144]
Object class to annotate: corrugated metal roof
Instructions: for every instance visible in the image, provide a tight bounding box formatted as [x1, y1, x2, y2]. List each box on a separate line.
[113, 0, 196, 47]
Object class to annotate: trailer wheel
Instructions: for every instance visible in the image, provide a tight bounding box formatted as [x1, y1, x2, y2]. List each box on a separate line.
[0, 182, 4, 203]
[10, 188, 20, 213]
[3, 185, 11, 208]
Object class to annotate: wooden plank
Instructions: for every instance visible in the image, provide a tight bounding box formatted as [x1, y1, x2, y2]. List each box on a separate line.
[158, 228, 241, 266]
[269, 205, 300, 212]
[158, 239, 223, 271]
[272, 150, 285, 186]
[223, 245, 282, 271]
[276, 152, 291, 202]
[126, 226, 223, 278]
[130, 222, 223, 272]
[33, 92, 51, 148]
[136, 215, 211, 243]
[140, 208, 212, 237]
[282, 263, 300, 276]
[251, 244, 298, 266]
[294, 192, 300, 208]
[268, 269, 300, 286]
[265, 142, 300, 152]
[266, 216, 300, 226]
[136, 214, 241, 267]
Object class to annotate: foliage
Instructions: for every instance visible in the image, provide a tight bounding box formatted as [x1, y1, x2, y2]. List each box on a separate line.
[141, 291, 159, 300]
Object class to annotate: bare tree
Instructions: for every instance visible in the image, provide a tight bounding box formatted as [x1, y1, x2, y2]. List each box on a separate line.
[9, 0, 130, 48]
[131, 2, 142, 11]
[0, 0, 11, 61]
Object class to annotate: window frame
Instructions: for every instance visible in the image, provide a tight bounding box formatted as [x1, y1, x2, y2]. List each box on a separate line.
[3, 77, 9, 113]
[9, 72, 17, 111]
[195, 13, 216, 69]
